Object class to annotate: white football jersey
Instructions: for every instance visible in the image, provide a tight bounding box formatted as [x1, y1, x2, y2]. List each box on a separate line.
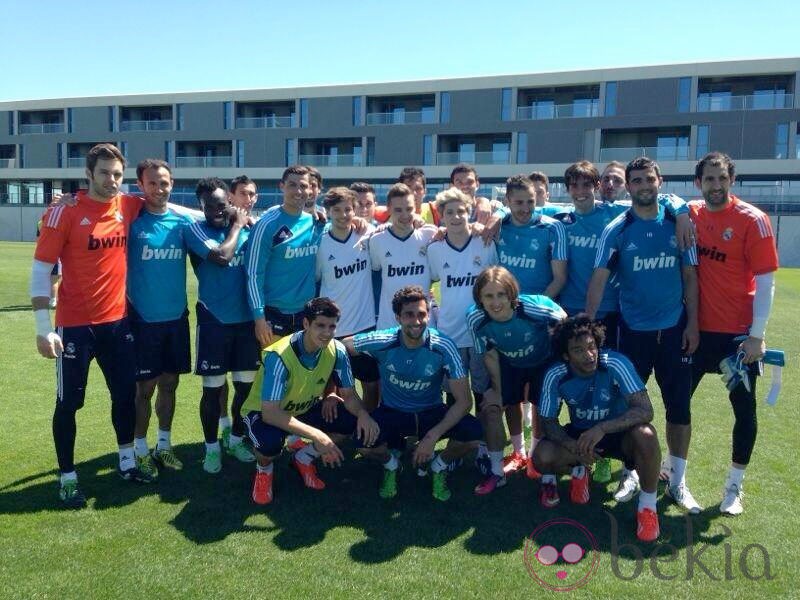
[369, 226, 436, 330]
[428, 236, 498, 347]
[316, 227, 376, 337]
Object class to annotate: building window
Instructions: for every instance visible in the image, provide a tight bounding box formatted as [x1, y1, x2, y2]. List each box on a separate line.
[299, 99, 308, 127]
[422, 135, 433, 166]
[440, 92, 451, 124]
[164, 141, 174, 163]
[604, 82, 617, 116]
[8, 111, 13, 135]
[678, 77, 691, 113]
[656, 134, 689, 161]
[176, 104, 184, 131]
[352, 96, 363, 126]
[517, 132, 528, 164]
[223, 102, 233, 129]
[18, 144, 24, 168]
[285, 138, 297, 165]
[500, 88, 512, 121]
[366, 137, 375, 166]
[696, 125, 709, 158]
[66, 108, 73, 133]
[120, 141, 128, 160]
[109, 106, 116, 131]
[236, 140, 245, 167]
[57, 142, 63, 168]
[775, 123, 789, 159]
[698, 91, 731, 111]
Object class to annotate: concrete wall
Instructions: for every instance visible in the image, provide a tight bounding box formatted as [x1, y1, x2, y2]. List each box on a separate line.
[4, 206, 799, 269]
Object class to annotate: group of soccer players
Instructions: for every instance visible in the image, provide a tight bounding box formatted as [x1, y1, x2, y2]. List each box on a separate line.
[31, 143, 778, 544]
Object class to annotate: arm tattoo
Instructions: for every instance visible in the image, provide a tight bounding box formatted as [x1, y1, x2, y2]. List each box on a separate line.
[598, 389, 654, 434]
[541, 417, 578, 453]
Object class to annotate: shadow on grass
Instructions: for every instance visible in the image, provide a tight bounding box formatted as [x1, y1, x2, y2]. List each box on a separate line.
[0, 446, 740, 567]
[0, 304, 33, 312]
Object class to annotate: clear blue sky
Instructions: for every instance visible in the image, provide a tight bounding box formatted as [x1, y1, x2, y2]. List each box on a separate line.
[4, 0, 797, 101]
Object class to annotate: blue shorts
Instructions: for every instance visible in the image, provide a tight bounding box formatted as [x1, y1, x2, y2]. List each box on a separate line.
[498, 357, 550, 407]
[130, 310, 191, 380]
[564, 423, 637, 470]
[55, 318, 136, 412]
[367, 404, 483, 451]
[619, 314, 693, 425]
[243, 401, 357, 457]
[195, 303, 260, 376]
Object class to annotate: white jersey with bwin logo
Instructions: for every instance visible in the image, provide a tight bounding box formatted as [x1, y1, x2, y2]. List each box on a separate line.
[369, 226, 436, 330]
[316, 227, 376, 337]
[428, 236, 498, 348]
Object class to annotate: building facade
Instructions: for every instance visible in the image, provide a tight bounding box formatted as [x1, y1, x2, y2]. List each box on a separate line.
[1, 57, 798, 222]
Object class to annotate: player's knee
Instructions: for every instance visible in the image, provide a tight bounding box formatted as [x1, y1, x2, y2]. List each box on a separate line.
[532, 440, 558, 471]
[630, 423, 659, 451]
[157, 373, 179, 394]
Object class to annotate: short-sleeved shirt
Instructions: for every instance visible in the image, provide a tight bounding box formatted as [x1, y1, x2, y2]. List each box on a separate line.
[261, 333, 354, 403]
[354, 327, 465, 412]
[689, 196, 779, 334]
[127, 208, 193, 323]
[427, 236, 498, 348]
[539, 350, 645, 431]
[369, 226, 436, 330]
[185, 221, 251, 324]
[496, 213, 567, 294]
[34, 191, 142, 327]
[466, 294, 567, 368]
[594, 205, 697, 331]
[245, 206, 322, 317]
[316, 227, 376, 337]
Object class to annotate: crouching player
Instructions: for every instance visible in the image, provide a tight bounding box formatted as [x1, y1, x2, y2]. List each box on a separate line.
[533, 316, 661, 542]
[241, 297, 379, 505]
[343, 286, 483, 501]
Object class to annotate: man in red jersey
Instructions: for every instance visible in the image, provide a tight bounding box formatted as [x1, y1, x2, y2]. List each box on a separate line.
[32, 143, 152, 509]
[688, 151, 779, 516]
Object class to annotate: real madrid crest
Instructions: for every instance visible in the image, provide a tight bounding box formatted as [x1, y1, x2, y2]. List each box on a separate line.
[722, 227, 733, 241]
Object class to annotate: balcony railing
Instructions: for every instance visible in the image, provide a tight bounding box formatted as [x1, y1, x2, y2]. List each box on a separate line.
[297, 154, 362, 167]
[120, 119, 173, 131]
[366, 110, 435, 125]
[174, 156, 233, 168]
[696, 93, 794, 112]
[66, 157, 86, 168]
[18, 122, 65, 134]
[517, 102, 600, 120]
[235, 116, 294, 128]
[436, 150, 510, 165]
[599, 146, 690, 162]
[0, 158, 16, 168]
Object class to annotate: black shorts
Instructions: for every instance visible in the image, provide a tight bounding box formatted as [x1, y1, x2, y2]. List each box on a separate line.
[619, 314, 693, 426]
[264, 306, 305, 338]
[498, 356, 550, 407]
[130, 311, 191, 380]
[367, 404, 483, 451]
[338, 327, 379, 383]
[692, 331, 759, 379]
[564, 423, 635, 470]
[195, 303, 260, 376]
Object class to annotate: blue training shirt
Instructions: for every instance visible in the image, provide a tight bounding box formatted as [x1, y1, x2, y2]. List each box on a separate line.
[185, 221, 252, 324]
[466, 294, 567, 368]
[496, 213, 567, 295]
[539, 350, 645, 431]
[354, 327, 465, 412]
[594, 204, 697, 331]
[127, 208, 192, 322]
[245, 206, 324, 317]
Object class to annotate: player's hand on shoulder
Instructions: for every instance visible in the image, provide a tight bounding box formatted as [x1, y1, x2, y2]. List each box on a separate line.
[36, 331, 63, 359]
[52, 193, 77, 207]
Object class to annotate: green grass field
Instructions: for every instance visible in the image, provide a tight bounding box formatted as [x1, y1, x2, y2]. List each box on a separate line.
[0, 240, 797, 599]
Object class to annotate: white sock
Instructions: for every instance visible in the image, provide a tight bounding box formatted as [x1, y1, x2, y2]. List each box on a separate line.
[133, 437, 149, 458]
[523, 402, 532, 427]
[571, 465, 586, 478]
[638, 490, 657, 511]
[156, 429, 171, 451]
[529, 437, 541, 457]
[669, 455, 687, 486]
[118, 446, 135, 470]
[476, 442, 489, 458]
[384, 454, 399, 471]
[489, 451, 504, 476]
[541, 474, 557, 485]
[205, 441, 221, 454]
[625, 468, 640, 482]
[510, 433, 524, 455]
[726, 466, 745, 488]
[229, 434, 243, 447]
[661, 454, 671, 472]
[219, 416, 231, 430]
[431, 454, 449, 473]
[295, 444, 321, 465]
[256, 462, 273, 474]
[60, 471, 77, 485]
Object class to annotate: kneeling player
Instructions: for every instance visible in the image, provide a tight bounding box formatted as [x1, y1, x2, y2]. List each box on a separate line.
[242, 298, 379, 505]
[343, 286, 483, 501]
[533, 316, 661, 542]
